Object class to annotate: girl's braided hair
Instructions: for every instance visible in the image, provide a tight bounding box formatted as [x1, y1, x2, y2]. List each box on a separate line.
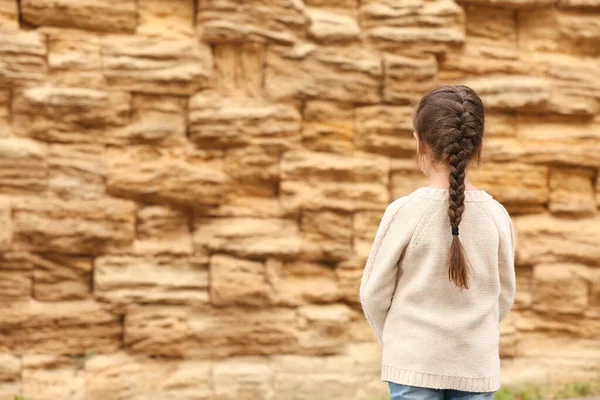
[413, 85, 485, 289]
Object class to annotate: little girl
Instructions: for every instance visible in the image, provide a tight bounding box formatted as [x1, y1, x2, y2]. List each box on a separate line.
[360, 85, 516, 400]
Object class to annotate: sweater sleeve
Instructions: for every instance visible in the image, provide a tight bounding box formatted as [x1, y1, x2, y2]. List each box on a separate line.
[498, 215, 516, 323]
[360, 199, 413, 344]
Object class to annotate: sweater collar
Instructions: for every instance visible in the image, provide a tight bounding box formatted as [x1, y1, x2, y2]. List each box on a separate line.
[412, 187, 492, 203]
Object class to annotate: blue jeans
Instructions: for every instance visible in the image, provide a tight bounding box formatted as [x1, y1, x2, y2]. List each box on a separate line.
[388, 382, 494, 400]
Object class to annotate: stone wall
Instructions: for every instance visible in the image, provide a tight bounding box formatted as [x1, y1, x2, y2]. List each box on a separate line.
[0, 0, 598, 399]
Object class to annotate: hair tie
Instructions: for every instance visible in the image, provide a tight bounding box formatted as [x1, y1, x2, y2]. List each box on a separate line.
[452, 227, 459, 236]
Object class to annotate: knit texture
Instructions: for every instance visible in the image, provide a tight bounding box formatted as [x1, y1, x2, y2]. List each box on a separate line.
[360, 187, 516, 393]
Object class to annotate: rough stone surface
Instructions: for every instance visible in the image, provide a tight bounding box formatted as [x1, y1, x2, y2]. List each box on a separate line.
[0, 0, 597, 397]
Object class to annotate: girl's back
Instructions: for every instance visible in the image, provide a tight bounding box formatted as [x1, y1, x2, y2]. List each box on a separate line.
[360, 85, 516, 398]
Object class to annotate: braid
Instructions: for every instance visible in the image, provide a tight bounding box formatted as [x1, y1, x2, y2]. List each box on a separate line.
[413, 84, 484, 290]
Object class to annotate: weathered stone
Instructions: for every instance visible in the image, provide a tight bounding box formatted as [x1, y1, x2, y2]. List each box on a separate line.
[502, 357, 600, 386]
[470, 163, 549, 213]
[213, 43, 266, 98]
[516, 334, 600, 362]
[306, 0, 358, 7]
[301, 210, 352, 262]
[188, 306, 300, 357]
[189, 92, 302, 150]
[86, 353, 213, 400]
[514, 266, 533, 310]
[124, 307, 190, 357]
[0, 252, 32, 302]
[532, 264, 589, 315]
[202, 195, 287, 219]
[0, 91, 10, 138]
[210, 254, 271, 307]
[0, 0, 17, 30]
[272, 343, 385, 400]
[102, 36, 213, 95]
[31, 254, 91, 301]
[302, 101, 354, 153]
[0, 31, 46, 88]
[22, 355, 85, 400]
[0, 197, 10, 252]
[214, 357, 273, 400]
[22, 0, 137, 33]
[460, 0, 555, 8]
[114, 95, 188, 145]
[590, 269, 600, 308]
[360, 0, 465, 55]
[268, 260, 340, 306]
[12, 87, 131, 144]
[549, 167, 596, 215]
[265, 44, 382, 103]
[519, 9, 600, 57]
[514, 214, 600, 265]
[513, 310, 600, 338]
[0, 137, 47, 195]
[384, 54, 438, 105]
[307, 8, 360, 43]
[193, 218, 302, 259]
[0, 300, 121, 354]
[198, 0, 307, 45]
[336, 264, 362, 303]
[12, 197, 136, 255]
[353, 211, 383, 260]
[297, 304, 351, 354]
[280, 151, 390, 212]
[48, 144, 105, 200]
[137, 0, 195, 38]
[95, 255, 209, 305]
[223, 146, 280, 189]
[44, 28, 105, 88]
[0, 354, 20, 382]
[354, 105, 415, 157]
[106, 147, 228, 208]
[134, 206, 193, 256]
[462, 75, 550, 111]
[390, 159, 427, 200]
[499, 314, 518, 358]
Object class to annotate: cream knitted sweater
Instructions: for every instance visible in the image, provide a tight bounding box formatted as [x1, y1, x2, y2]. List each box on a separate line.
[360, 187, 516, 393]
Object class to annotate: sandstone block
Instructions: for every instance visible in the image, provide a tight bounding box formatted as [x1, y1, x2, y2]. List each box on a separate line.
[516, 334, 600, 361]
[193, 218, 302, 259]
[280, 150, 390, 212]
[134, 206, 193, 256]
[0, 31, 46, 87]
[390, 159, 427, 200]
[201, 195, 286, 219]
[470, 163, 549, 213]
[213, 43, 265, 98]
[115, 95, 188, 145]
[0, 197, 10, 251]
[106, 147, 228, 209]
[223, 146, 280, 190]
[354, 106, 415, 157]
[513, 310, 600, 338]
[0, 252, 32, 302]
[214, 358, 273, 400]
[532, 264, 589, 314]
[95, 255, 209, 305]
[137, 0, 195, 38]
[22, 0, 136, 33]
[12, 87, 131, 144]
[189, 92, 301, 150]
[499, 315, 518, 358]
[302, 101, 354, 153]
[210, 254, 271, 307]
[0, 0, 17, 30]
[31, 254, 91, 301]
[12, 197, 136, 255]
[462, 75, 550, 111]
[265, 44, 382, 103]
[44, 28, 104, 88]
[307, 8, 360, 43]
[0, 137, 47, 195]
[0, 90, 10, 138]
[48, 144, 105, 200]
[0, 300, 121, 354]
[0, 353, 20, 382]
[268, 260, 340, 306]
[459, 0, 555, 8]
[306, 0, 358, 7]
[384, 54, 438, 105]
[514, 266, 533, 310]
[549, 167, 596, 215]
[86, 353, 213, 400]
[353, 211, 384, 260]
[22, 355, 85, 400]
[198, 0, 307, 45]
[336, 265, 362, 303]
[297, 304, 351, 354]
[590, 269, 600, 308]
[301, 210, 353, 261]
[124, 307, 190, 357]
[514, 214, 600, 265]
[102, 36, 213, 95]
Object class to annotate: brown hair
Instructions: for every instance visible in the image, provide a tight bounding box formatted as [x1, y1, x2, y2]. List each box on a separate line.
[413, 85, 485, 289]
